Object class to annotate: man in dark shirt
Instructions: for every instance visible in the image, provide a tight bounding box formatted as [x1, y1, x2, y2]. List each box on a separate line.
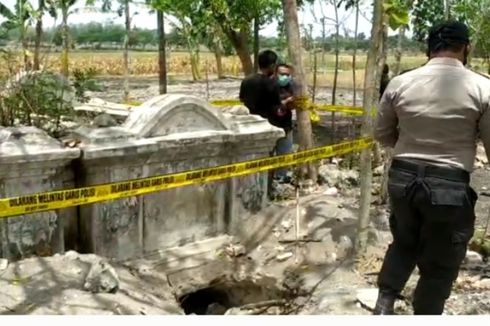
[271, 63, 295, 181]
[239, 50, 282, 122]
[270, 63, 294, 133]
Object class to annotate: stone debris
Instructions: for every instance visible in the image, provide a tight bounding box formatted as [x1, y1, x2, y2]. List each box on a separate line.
[476, 143, 488, 165]
[281, 220, 293, 232]
[92, 113, 118, 127]
[0, 258, 8, 271]
[299, 180, 316, 196]
[318, 164, 360, 188]
[463, 251, 484, 267]
[224, 243, 247, 258]
[373, 165, 384, 177]
[324, 187, 339, 196]
[356, 288, 378, 311]
[206, 303, 228, 315]
[84, 259, 120, 294]
[222, 105, 249, 116]
[276, 252, 294, 262]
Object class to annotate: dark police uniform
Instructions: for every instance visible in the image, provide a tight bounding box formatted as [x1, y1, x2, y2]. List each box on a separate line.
[374, 22, 490, 315]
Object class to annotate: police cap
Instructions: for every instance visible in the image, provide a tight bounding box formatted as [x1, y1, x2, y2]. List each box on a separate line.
[428, 21, 470, 48]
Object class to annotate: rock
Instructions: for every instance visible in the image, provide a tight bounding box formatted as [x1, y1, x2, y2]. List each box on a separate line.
[281, 220, 292, 231]
[475, 161, 484, 170]
[482, 186, 488, 191]
[92, 113, 118, 127]
[270, 181, 295, 200]
[373, 165, 384, 176]
[337, 236, 353, 256]
[64, 250, 79, 260]
[318, 165, 359, 188]
[367, 228, 380, 245]
[276, 252, 294, 262]
[356, 288, 378, 311]
[83, 259, 120, 294]
[224, 243, 246, 257]
[342, 170, 360, 186]
[325, 252, 337, 264]
[324, 187, 339, 196]
[476, 143, 488, 164]
[222, 105, 249, 115]
[318, 165, 341, 186]
[206, 303, 228, 315]
[475, 279, 490, 290]
[464, 251, 483, 267]
[0, 258, 8, 271]
[372, 210, 390, 231]
[299, 180, 315, 196]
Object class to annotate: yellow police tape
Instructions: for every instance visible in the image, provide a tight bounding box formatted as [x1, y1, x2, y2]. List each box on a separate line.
[210, 99, 366, 116]
[0, 137, 373, 219]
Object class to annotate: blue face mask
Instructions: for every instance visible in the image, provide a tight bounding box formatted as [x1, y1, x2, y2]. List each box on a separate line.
[278, 75, 291, 87]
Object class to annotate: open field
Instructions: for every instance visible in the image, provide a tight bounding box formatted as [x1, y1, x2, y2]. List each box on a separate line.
[2, 49, 489, 89]
[0, 50, 429, 89]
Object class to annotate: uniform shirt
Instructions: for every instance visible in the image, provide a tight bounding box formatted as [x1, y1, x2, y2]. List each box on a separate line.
[375, 57, 490, 172]
[239, 73, 281, 121]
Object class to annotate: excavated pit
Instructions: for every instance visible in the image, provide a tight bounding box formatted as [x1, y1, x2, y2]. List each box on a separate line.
[177, 278, 295, 315]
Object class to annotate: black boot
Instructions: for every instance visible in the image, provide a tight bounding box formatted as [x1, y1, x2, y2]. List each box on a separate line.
[373, 290, 397, 315]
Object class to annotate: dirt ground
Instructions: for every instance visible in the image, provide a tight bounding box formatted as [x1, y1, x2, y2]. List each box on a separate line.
[1, 77, 489, 315]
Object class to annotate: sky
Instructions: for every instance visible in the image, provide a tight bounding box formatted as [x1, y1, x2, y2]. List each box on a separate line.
[0, 0, 385, 38]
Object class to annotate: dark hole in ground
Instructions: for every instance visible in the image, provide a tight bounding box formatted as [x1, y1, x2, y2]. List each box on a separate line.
[178, 280, 287, 315]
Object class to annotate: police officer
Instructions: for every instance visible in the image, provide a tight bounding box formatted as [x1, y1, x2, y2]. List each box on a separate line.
[374, 21, 490, 315]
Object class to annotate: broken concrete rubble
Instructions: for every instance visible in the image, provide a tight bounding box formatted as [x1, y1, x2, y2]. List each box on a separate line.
[463, 251, 484, 267]
[318, 164, 360, 188]
[84, 259, 120, 294]
[0, 258, 8, 270]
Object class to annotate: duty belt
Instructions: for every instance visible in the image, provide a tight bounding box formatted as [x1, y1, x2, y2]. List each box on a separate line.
[391, 159, 470, 183]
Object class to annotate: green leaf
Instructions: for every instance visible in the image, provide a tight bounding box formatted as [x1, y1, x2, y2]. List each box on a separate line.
[0, 2, 15, 20]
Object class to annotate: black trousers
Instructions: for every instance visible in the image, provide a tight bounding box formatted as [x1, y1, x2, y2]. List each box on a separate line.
[377, 159, 477, 315]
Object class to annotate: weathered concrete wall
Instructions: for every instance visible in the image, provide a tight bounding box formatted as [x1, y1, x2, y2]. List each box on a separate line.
[0, 127, 80, 260]
[0, 95, 283, 261]
[72, 95, 283, 261]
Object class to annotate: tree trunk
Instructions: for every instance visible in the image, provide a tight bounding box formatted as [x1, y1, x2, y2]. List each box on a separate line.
[214, 41, 224, 79]
[378, 23, 390, 204]
[372, 24, 389, 169]
[312, 49, 318, 103]
[157, 10, 167, 94]
[34, 0, 45, 71]
[123, 0, 131, 102]
[61, 6, 69, 77]
[253, 16, 260, 73]
[225, 28, 253, 76]
[331, 0, 340, 144]
[444, 0, 451, 20]
[281, 0, 317, 182]
[331, 0, 339, 106]
[346, 2, 360, 169]
[321, 18, 326, 65]
[394, 26, 405, 75]
[190, 50, 201, 81]
[21, 28, 29, 70]
[352, 3, 359, 107]
[394, 0, 414, 75]
[355, 0, 384, 255]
